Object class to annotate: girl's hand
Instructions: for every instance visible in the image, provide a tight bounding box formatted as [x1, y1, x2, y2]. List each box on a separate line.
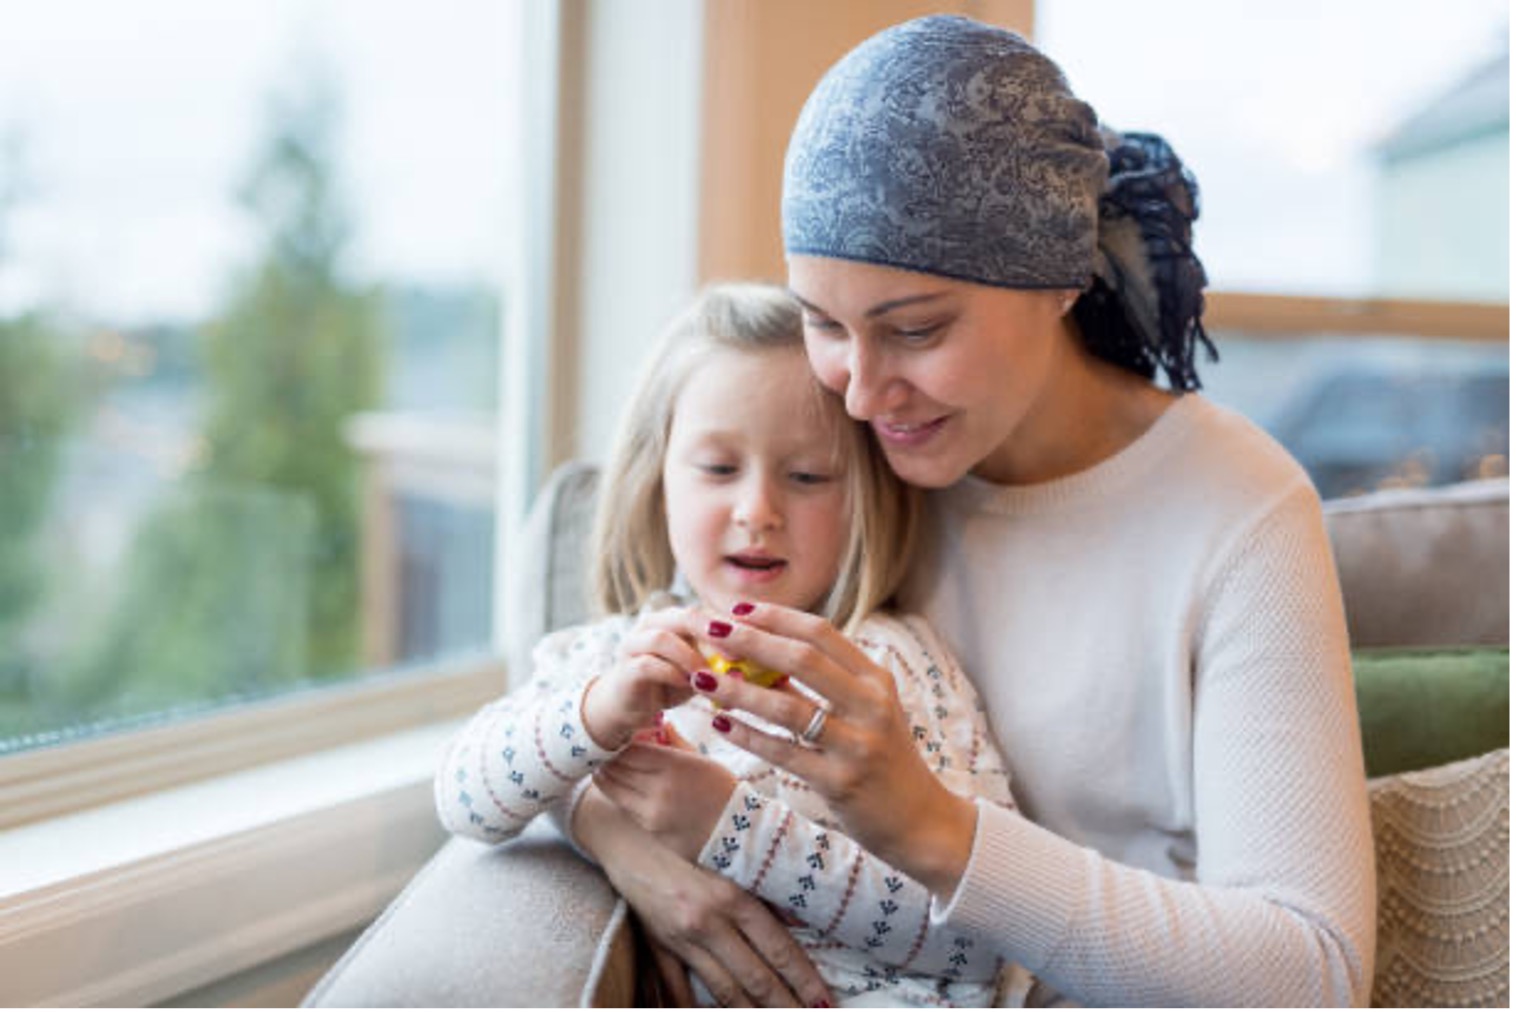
[594, 723, 737, 862]
[581, 607, 706, 750]
[572, 783, 833, 1008]
[689, 603, 980, 898]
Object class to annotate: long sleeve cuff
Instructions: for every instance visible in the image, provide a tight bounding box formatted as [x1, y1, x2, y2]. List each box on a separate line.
[931, 798, 1094, 973]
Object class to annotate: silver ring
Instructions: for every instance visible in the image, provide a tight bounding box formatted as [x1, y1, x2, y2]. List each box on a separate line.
[799, 701, 831, 746]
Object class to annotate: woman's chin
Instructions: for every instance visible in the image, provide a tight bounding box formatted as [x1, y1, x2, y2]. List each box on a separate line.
[881, 448, 971, 489]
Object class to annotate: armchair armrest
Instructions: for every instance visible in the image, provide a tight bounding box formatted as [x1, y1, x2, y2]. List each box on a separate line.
[304, 823, 636, 1007]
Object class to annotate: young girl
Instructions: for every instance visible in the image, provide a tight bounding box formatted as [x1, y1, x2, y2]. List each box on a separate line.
[435, 283, 1028, 1007]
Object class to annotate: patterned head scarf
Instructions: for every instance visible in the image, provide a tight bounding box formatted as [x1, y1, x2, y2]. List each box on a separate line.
[782, 15, 1215, 390]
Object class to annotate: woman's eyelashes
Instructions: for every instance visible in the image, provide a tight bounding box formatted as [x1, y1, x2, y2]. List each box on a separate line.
[891, 318, 947, 342]
[803, 314, 844, 336]
[803, 312, 944, 344]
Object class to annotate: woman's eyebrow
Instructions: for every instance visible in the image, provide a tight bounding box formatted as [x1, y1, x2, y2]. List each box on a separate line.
[790, 290, 950, 319]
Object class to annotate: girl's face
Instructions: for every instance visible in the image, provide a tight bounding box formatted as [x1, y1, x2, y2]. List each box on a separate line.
[789, 255, 1078, 488]
[662, 346, 851, 615]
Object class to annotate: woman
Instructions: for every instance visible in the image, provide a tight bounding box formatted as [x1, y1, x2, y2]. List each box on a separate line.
[573, 15, 1374, 1006]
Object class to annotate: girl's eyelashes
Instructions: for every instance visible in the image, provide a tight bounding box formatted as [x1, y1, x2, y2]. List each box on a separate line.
[803, 314, 844, 333]
[695, 461, 834, 485]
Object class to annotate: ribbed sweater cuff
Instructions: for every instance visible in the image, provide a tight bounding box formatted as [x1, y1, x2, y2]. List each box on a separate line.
[931, 798, 1088, 971]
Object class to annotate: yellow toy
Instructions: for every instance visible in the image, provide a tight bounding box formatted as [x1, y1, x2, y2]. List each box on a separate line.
[707, 654, 788, 689]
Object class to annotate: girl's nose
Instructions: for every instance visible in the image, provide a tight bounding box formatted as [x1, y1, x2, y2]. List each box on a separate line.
[733, 477, 782, 531]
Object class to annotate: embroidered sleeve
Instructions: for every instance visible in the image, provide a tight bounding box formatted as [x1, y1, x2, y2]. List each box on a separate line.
[434, 622, 625, 843]
[887, 614, 1017, 813]
[696, 784, 1000, 981]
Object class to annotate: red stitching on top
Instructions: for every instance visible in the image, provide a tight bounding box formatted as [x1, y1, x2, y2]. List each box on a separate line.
[478, 710, 532, 823]
[749, 809, 794, 894]
[778, 772, 813, 793]
[822, 852, 864, 937]
[533, 708, 580, 783]
[901, 908, 931, 970]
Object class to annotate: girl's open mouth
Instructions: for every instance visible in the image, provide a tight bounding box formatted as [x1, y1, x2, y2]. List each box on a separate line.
[725, 554, 787, 582]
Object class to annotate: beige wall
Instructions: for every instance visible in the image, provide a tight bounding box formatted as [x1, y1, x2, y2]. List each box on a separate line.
[697, 0, 1034, 285]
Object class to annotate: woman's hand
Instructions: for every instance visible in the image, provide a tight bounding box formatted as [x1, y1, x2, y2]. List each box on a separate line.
[581, 607, 706, 750]
[690, 604, 980, 898]
[572, 783, 833, 1007]
[594, 724, 737, 862]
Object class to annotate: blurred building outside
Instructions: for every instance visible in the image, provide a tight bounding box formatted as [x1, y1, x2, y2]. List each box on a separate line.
[345, 411, 495, 670]
[1373, 47, 1509, 301]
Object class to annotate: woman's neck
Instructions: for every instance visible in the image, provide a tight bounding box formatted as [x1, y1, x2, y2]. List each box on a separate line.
[973, 327, 1177, 486]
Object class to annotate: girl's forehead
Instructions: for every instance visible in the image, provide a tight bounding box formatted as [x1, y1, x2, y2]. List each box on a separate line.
[673, 346, 846, 446]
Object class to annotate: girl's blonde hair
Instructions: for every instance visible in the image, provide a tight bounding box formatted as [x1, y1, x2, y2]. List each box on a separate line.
[590, 282, 919, 634]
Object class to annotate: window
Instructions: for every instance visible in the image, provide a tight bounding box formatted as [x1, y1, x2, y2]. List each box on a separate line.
[1037, 0, 1508, 498]
[0, 1, 522, 763]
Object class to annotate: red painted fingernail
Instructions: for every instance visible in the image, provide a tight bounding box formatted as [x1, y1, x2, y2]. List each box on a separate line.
[711, 715, 733, 733]
[692, 671, 718, 692]
[731, 601, 754, 616]
[708, 620, 732, 638]
[773, 674, 790, 689]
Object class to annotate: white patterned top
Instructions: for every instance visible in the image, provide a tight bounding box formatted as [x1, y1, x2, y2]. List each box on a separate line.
[436, 611, 1024, 1007]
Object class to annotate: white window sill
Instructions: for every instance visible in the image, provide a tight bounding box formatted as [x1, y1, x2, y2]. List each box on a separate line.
[0, 721, 460, 1007]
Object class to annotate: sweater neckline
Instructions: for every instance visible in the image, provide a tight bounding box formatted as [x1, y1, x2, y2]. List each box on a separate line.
[944, 394, 1204, 515]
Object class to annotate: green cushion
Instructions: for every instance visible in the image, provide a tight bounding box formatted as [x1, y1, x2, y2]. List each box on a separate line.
[1352, 647, 1509, 778]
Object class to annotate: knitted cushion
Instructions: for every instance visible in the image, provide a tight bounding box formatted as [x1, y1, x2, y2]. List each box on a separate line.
[1353, 647, 1509, 778]
[1368, 748, 1508, 1008]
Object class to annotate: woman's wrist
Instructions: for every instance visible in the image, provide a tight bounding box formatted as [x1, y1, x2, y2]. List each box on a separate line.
[569, 781, 620, 863]
[890, 786, 979, 899]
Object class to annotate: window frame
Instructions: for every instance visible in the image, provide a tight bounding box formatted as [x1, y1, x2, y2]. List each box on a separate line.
[0, 657, 501, 831]
[1204, 292, 1509, 340]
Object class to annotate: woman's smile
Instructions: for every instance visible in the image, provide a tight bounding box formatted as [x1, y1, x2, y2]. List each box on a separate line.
[873, 414, 951, 448]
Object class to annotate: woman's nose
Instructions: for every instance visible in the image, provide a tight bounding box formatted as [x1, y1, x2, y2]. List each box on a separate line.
[843, 343, 899, 419]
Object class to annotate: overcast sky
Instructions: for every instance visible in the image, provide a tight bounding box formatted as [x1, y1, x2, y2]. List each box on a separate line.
[0, 0, 1506, 323]
[0, 0, 519, 323]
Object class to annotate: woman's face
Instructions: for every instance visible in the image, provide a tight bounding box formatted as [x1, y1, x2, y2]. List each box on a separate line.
[789, 255, 1076, 488]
